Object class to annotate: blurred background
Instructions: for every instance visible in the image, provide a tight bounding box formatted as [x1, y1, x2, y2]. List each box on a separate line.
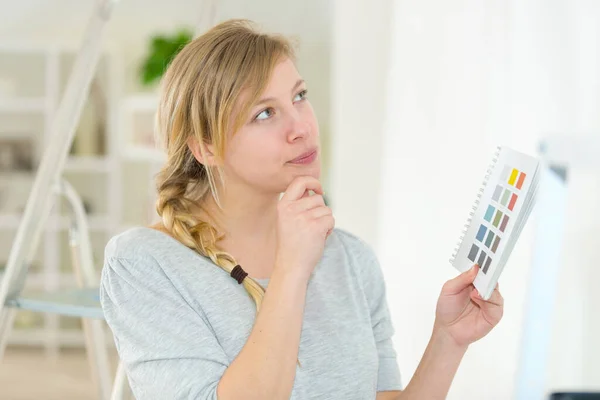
[0, 0, 598, 399]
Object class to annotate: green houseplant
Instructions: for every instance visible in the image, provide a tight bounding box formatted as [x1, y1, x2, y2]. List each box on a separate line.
[139, 28, 194, 86]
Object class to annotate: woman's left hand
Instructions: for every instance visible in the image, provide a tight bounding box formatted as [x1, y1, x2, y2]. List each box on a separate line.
[434, 264, 504, 348]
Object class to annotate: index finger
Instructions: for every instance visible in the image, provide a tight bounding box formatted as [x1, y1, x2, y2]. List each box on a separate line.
[281, 176, 323, 202]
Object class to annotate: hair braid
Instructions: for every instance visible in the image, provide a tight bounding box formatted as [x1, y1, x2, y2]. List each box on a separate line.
[156, 165, 267, 312]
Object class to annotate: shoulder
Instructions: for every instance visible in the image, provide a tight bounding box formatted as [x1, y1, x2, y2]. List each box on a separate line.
[103, 226, 210, 271]
[329, 228, 379, 265]
[100, 226, 207, 305]
[326, 228, 389, 294]
[101, 228, 162, 302]
[104, 226, 173, 261]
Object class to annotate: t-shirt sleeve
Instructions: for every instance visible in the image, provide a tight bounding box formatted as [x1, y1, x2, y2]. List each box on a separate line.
[100, 255, 229, 400]
[341, 230, 403, 392]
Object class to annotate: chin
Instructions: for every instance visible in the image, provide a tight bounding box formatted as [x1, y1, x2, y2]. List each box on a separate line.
[274, 165, 320, 191]
[291, 164, 321, 180]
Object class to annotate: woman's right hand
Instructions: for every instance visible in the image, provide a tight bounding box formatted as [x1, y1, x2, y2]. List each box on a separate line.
[275, 176, 335, 283]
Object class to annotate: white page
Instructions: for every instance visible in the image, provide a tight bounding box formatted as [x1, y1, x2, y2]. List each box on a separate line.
[450, 146, 540, 299]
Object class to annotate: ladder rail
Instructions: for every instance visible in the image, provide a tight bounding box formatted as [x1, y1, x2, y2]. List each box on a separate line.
[0, 0, 119, 306]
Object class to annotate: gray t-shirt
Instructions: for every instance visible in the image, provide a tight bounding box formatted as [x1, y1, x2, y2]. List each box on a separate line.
[100, 227, 403, 399]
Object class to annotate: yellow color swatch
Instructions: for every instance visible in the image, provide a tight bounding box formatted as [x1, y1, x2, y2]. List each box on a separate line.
[508, 168, 519, 185]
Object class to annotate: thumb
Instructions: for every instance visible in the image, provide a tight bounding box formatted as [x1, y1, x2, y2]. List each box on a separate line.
[442, 264, 479, 295]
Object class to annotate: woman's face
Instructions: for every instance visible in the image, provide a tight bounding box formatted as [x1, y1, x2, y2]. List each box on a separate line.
[221, 57, 320, 194]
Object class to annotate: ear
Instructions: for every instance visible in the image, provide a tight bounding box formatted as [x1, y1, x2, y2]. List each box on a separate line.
[187, 136, 219, 166]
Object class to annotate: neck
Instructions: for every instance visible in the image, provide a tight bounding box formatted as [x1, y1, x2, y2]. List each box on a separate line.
[199, 181, 280, 250]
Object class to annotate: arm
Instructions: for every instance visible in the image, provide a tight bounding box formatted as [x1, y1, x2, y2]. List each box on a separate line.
[344, 230, 403, 392]
[378, 265, 504, 400]
[101, 256, 308, 400]
[217, 266, 308, 399]
[101, 256, 230, 399]
[376, 331, 465, 400]
[353, 235, 458, 400]
[389, 329, 467, 400]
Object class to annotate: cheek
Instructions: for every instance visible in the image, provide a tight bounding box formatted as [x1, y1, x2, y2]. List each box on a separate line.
[303, 103, 320, 137]
[225, 130, 284, 174]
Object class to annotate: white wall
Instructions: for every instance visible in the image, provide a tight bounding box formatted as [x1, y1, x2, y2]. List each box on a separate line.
[540, 0, 600, 392]
[329, 0, 393, 246]
[378, 3, 524, 399]
[330, 0, 600, 399]
[375, 1, 600, 399]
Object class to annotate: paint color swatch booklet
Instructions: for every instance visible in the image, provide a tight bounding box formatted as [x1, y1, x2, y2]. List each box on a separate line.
[450, 146, 541, 300]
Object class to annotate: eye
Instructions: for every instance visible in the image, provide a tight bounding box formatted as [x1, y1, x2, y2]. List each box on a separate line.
[255, 107, 275, 121]
[293, 89, 308, 102]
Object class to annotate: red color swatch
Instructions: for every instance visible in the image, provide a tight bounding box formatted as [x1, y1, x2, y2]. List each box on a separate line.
[508, 193, 518, 211]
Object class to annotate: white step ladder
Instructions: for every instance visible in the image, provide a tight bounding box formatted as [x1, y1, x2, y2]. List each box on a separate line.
[0, 1, 127, 398]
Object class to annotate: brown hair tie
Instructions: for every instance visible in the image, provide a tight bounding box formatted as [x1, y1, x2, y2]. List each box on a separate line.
[230, 265, 248, 284]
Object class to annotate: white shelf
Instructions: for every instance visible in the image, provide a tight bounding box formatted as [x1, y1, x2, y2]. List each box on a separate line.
[0, 41, 61, 53]
[55, 214, 113, 231]
[7, 328, 115, 348]
[122, 146, 166, 163]
[0, 97, 46, 113]
[0, 213, 21, 229]
[123, 93, 159, 113]
[0, 213, 113, 231]
[0, 273, 81, 289]
[65, 155, 112, 173]
[24, 273, 79, 287]
[0, 156, 111, 175]
[0, 170, 35, 179]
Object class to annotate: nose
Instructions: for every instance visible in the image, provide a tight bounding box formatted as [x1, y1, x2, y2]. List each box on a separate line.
[286, 109, 310, 143]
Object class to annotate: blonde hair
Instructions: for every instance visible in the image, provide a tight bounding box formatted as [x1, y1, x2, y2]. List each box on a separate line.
[154, 18, 298, 357]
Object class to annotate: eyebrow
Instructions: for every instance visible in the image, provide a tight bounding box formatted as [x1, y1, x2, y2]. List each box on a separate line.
[255, 79, 305, 106]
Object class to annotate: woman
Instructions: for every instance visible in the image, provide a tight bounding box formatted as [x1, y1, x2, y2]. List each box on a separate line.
[100, 19, 503, 399]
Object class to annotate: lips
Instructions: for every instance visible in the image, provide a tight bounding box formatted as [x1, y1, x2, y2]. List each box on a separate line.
[289, 148, 318, 164]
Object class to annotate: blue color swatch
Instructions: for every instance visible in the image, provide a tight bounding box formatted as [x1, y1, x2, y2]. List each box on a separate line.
[476, 224, 487, 242]
[484, 205, 495, 222]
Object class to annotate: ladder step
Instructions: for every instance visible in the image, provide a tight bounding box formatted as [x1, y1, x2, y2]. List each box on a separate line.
[5, 288, 104, 320]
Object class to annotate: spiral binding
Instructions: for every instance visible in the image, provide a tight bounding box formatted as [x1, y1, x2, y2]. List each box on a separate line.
[449, 146, 501, 264]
